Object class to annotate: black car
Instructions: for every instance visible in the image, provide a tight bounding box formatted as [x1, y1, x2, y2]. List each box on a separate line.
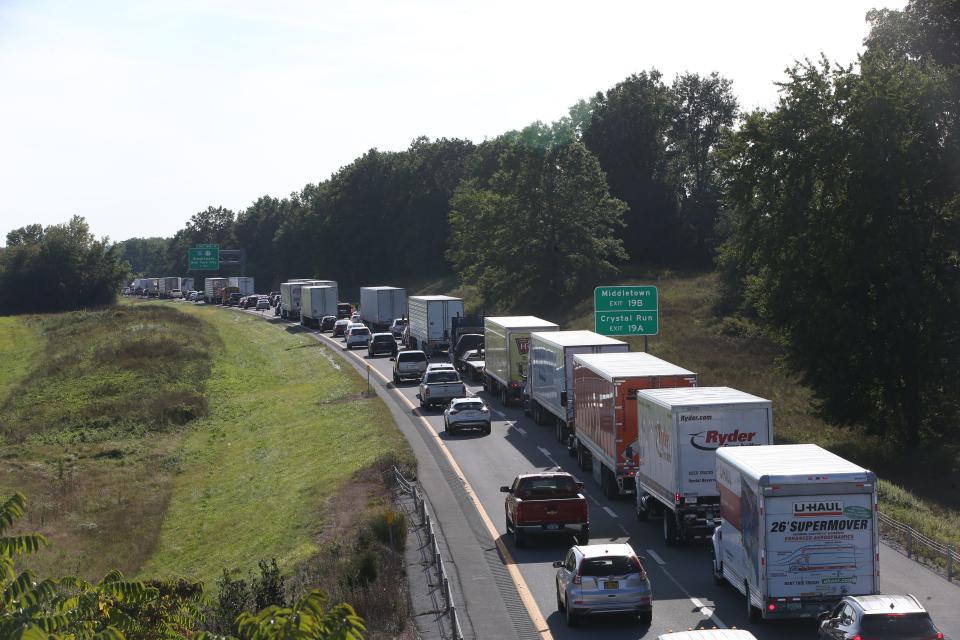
[450, 333, 484, 371]
[368, 332, 398, 357]
[320, 315, 337, 331]
[227, 293, 242, 306]
[818, 594, 943, 640]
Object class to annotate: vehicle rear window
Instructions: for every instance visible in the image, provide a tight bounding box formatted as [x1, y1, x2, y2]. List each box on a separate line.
[860, 613, 937, 634]
[353, 328, 370, 336]
[579, 556, 634, 577]
[516, 476, 577, 497]
[454, 402, 484, 411]
[374, 335, 393, 343]
[399, 352, 427, 363]
[428, 372, 460, 383]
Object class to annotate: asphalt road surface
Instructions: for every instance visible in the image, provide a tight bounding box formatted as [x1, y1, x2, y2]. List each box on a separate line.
[231, 303, 959, 640]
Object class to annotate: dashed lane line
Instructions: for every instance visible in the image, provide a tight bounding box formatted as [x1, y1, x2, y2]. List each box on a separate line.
[602, 506, 619, 519]
[646, 548, 667, 565]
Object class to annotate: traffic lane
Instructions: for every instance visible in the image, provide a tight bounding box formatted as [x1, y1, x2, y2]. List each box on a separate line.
[239, 315, 958, 640]
[461, 391, 820, 640]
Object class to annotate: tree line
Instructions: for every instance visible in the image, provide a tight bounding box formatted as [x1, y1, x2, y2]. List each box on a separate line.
[3, 0, 956, 449]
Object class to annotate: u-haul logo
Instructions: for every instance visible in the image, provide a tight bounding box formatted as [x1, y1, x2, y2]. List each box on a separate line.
[515, 337, 529, 355]
[794, 501, 844, 517]
[690, 429, 759, 451]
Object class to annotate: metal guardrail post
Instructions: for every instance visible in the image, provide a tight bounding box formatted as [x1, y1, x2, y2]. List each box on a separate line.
[948, 546, 954, 581]
[907, 528, 913, 559]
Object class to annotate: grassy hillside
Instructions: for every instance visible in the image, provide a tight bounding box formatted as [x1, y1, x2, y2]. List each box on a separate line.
[0, 303, 412, 601]
[0, 316, 44, 406]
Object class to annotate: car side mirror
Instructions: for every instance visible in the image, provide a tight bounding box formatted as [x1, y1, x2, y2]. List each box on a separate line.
[499, 486, 511, 493]
[415, 393, 421, 400]
[552, 561, 564, 568]
[576, 482, 584, 491]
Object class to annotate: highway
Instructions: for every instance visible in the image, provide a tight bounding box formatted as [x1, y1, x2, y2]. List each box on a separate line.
[234, 304, 960, 640]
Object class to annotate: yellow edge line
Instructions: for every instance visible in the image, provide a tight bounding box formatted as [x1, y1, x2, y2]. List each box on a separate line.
[315, 331, 554, 639]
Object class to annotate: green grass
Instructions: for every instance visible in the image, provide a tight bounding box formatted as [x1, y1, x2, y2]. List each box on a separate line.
[551, 269, 960, 557]
[138, 305, 411, 585]
[0, 316, 44, 406]
[1, 306, 217, 442]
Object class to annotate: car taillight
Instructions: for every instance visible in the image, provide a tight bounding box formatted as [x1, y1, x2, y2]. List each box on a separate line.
[852, 636, 861, 640]
[767, 603, 776, 612]
[425, 388, 431, 396]
[630, 556, 646, 579]
[937, 633, 944, 640]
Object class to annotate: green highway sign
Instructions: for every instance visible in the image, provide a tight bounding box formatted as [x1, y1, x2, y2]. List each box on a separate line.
[594, 286, 659, 336]
[188, 246, 219, 270]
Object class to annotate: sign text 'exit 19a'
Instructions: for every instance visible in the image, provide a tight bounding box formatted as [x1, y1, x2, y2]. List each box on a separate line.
[594, 285, 659, 336]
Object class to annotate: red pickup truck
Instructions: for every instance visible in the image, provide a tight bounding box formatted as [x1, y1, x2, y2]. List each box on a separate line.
[500, 472, 590, 547]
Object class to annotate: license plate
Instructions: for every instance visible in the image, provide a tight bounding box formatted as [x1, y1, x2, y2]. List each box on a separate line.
[604, 580, 618, 589]
[546, 523, 560, 530]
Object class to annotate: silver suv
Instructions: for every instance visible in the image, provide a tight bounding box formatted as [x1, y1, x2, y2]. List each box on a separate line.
[817, 594, 943, 640]
[392, 350, 428, 383]
[553, 543, 652, 627]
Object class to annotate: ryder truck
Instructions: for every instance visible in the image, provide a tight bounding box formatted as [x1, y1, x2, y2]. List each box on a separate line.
[712, 444, 879, 621]
[635, 387, 773, 545]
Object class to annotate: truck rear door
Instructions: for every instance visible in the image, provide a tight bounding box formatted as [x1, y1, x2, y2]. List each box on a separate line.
[763, 493, 877, 601]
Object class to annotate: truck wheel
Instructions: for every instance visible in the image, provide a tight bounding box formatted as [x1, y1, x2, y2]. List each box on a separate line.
[513, 526, 526, 548]
[713, 560, 724, 585]
[500, 386, 508, 406]
[602, 466, 618, 500]
[663, 512, 678, 546]
[576, 526, 590, 546]
[483, 423, 491, 435]
[565, 602, 579, 627]
[639, 610, 652, 625]
[556, 586, 565, 612]
[505, 513, 513, 533]
[636, 495, 650, 522]
[392, 373, 399, 384]
[555, 420, 566, 445]
[745, 582, 762, 622]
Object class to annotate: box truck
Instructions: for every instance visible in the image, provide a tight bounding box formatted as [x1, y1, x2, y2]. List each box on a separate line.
[144, 278, 159, 297]
[635, 387, 774, 545]
[483, 317, 559, 406]
[228, 276, 255, 296]
[280, 280, 334, 320]
[301, 285, 338, 328]
[712, 444, 879, 621]
[360, 286, 407, 331]
[406, 295, 465, 355]
[204, 278, 227, 304]
[528, 330, 628, 444]
[571, 353, 698, 498]
[158, 277, 182, 298]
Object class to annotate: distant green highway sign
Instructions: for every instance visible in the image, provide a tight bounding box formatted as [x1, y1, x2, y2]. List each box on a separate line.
[594, 285, 659, 336]
[188, 246, 219, 270]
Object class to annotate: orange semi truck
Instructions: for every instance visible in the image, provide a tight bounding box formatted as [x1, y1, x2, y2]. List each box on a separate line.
[570, 352, 698, 499]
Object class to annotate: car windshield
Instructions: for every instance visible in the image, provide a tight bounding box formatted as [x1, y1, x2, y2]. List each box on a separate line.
[579, 556, 635, 577]
[860, 613, 937, 634]
[516, 476, 577, 497]
[454, 402, 484, 411]
[428, 372, 459, 383]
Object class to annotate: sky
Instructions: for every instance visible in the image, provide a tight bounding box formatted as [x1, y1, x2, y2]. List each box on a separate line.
[0, 0, 904, 244]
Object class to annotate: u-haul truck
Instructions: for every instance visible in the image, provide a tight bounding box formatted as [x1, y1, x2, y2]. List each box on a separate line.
[712, 444, 879, 621]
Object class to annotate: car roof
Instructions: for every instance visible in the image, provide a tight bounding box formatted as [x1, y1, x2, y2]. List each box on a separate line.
[656, 632, 758, 640]
[398, 350, 425, 357]
[574, 543, 637, 559]
[427, 363, 455, 369]
[372, 332, 394, 338]
[335, 318, 349, 323]
[451, 397, 483, 404]
[847, 594, 925, 614]
[516, 471, 575, 481]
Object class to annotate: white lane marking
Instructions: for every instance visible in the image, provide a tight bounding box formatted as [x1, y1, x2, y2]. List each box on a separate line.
[690, 597, 727, 628]
[513, 426, 526, 436]
[536, 446, 559, 467]
[618, 524, 630, 535]
[603, 506, 618, 519]
[587, 494, 601, 506]
[646, 548, 666, 565]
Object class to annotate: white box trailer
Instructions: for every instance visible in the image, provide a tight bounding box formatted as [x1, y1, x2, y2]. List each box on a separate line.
[280, 280, 331, 320]
[204, 278, 227, 303]
[635, 387, 774, 545]
[712, 444, 879, 621]
[360, 286, 407, 331]
[301, 285, 338, 328]
[483, 316, 559, 407]
[144, 278, 158, 295]
[406, 295, 465, 355]
[228, 277, 255, 296]
[528, 330, 628, 443]
[158, 277, 181, 297]
[181, 277, 194, 293]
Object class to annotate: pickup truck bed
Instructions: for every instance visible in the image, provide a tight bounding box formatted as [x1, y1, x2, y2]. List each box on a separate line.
[501, 472, 589, 547]
[417, 369, 466, 409]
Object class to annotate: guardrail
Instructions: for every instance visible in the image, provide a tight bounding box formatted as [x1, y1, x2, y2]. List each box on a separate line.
[393, 466, 465, 640]
[878, 512, 958, 582]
